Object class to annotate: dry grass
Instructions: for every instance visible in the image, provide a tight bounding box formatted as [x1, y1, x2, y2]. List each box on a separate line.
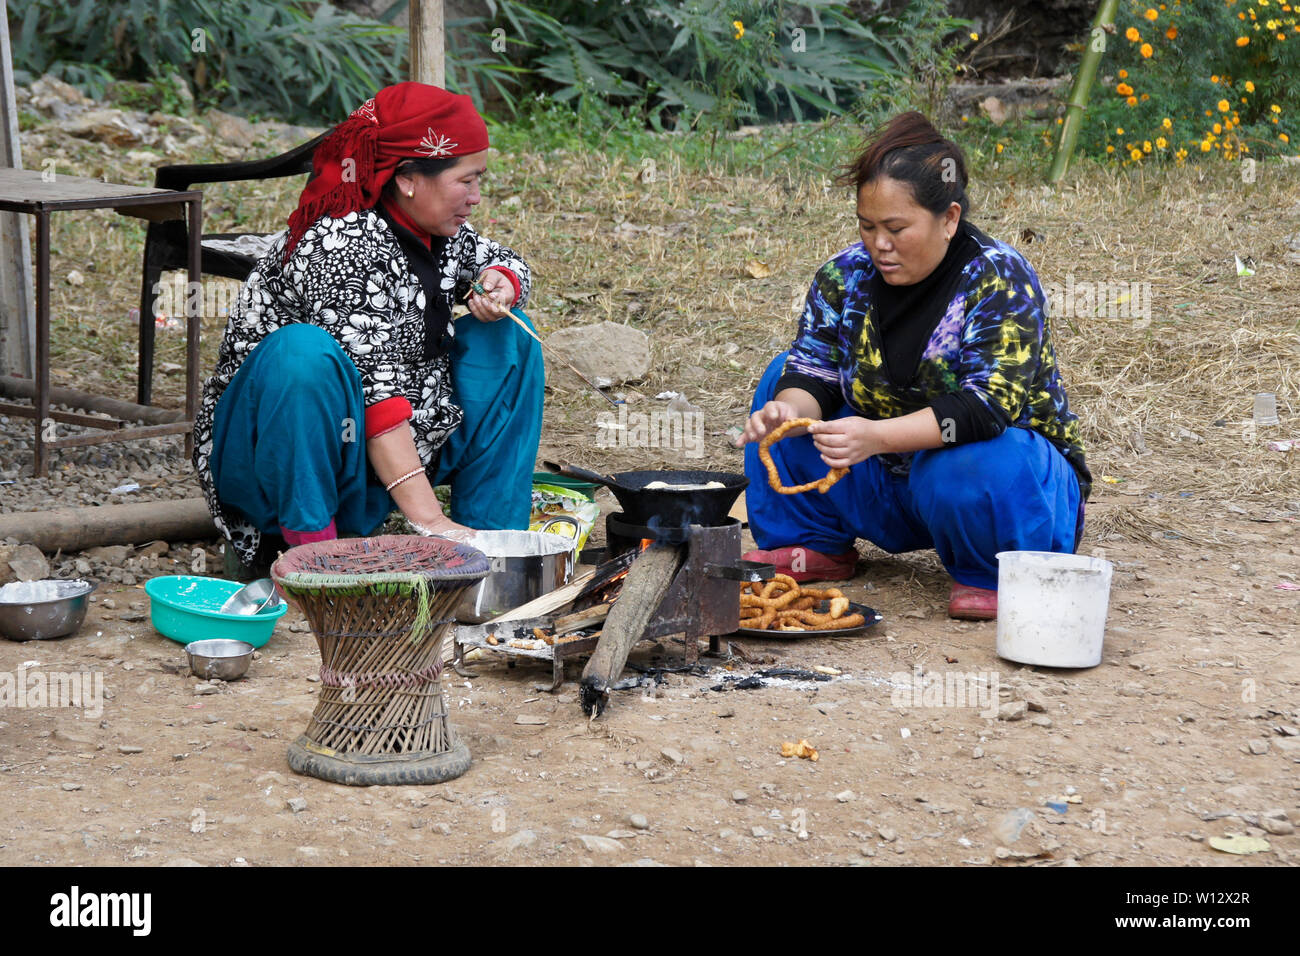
[28, 115, 1300, 539]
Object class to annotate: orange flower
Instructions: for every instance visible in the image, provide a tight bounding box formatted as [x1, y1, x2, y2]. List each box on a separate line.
[1237, 36, 1250, 45]
[1116, 82, 1134, 96]
[1144, 8, 1158, 20]
[1126, 26, 1141, 41]
[1245, 80, 1256, 92]
[1218, 99, 1230, 111]
[1140, 42, 1154, 57]
[1156, 137, 1167, 148]
[1118, 69, 1129, 78]
[1130, 147, 1143, 160]
[1281, 133, 1291, 143]
[1166, 26, 1178, 39]
[1126, 96, 1138, 106]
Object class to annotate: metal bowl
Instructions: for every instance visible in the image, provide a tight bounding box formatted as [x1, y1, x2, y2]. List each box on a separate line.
[186, 638, 255, 681]
[453, 526, 577, 624]
[0, 579, 97, 642]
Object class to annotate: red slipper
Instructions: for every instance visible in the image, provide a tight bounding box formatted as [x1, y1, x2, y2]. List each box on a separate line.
[948, 582, 997, 621]
[742, 545, 858, 583]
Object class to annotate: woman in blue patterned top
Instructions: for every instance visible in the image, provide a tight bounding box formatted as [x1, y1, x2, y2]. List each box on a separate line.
[738, 112, 1089, 620]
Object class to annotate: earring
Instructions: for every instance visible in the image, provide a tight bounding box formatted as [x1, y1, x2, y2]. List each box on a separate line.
[406, 190, 414, 198]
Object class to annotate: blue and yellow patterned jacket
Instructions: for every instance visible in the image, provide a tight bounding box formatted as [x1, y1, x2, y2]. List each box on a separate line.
[783, 228, 1091, 500]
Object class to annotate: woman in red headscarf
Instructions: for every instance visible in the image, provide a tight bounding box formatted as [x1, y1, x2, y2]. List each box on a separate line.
[193, 83, 543, 575]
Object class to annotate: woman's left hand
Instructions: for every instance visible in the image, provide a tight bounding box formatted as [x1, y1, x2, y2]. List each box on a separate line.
[468, 268, 515, 322]
[808, 417, 883, 469]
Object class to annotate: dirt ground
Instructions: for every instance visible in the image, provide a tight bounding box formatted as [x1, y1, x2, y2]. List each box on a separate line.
[3, 106, 1298, 867]
[2, 485, 1296, 868]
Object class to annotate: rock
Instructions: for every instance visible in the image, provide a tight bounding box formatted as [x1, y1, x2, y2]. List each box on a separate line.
[605, 829, 639, 839]
[1275, 738, 1300, 754]
[836, 790, 855, 803]
[494, 829, 537, 853]
[30, 74, 91, 109]
[1030, 716, 1053, 728]
[286, 797, 308, 814]
[629, 813, 649, 830]
[731, 790, 748, 803]
[577, 834, 623, 854]
[751, 826, 771, 838]
[980, 95, 1008, 125]
[660, 747, 684, 765]
[117, 744, 144, 754]
[1259, 816, 1294, 835]
[66, 269, 85, 286]
[1248, 740, 1270, 755]
[877, 826, 898, 842]
[85, 545, 132, 564]
[208, 110, 258, 148]
[295, 846, 321, 858]
[899, 727, 911, 738]
[6, 543, 49, 582]
[545, 321, 651, 385]
[515, 715, 547, 725]
[998, 701, 1027, 721]
[193, 683, 220, 696]
[138, 540, 170, 558]
[1024, 691, 1047, 712]
[972, 746, 985, 758]
[61, 782, 83, 791]
[62, 108, 153, 147]
[1117, 683, 1146, 698]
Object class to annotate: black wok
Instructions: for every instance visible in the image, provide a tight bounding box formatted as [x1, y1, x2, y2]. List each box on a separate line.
[542, 461, 746, 528]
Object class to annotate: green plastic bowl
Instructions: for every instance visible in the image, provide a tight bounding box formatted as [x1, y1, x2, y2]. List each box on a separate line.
[144, 575, 287, 649]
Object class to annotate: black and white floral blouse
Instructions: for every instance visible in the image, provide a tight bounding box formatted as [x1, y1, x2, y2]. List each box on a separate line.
[192, 209, 531, 565]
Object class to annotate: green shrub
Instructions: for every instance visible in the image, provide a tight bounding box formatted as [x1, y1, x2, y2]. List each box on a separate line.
[1079, 0, 1298, 163]
[9, 0, 405, 123]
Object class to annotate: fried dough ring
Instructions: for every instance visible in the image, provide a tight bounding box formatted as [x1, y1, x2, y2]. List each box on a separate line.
[738, 582, 863, 631]
[758, 418, 850, 495]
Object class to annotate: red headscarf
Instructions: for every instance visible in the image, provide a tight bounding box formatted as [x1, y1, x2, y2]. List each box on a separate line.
[285, 82, 489, 258]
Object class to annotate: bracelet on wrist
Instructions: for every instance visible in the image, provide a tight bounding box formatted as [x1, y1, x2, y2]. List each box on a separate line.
[384, 466, 425, 493]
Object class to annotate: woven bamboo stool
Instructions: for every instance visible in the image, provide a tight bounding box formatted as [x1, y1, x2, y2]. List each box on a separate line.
[272, 535, 489, 786]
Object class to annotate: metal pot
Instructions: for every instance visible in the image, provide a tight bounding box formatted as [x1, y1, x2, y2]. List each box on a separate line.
[454, 518, 579, 623]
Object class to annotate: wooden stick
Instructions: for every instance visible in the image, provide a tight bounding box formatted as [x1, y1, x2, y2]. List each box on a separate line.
[580, 546, 681, 716]
[488, 568, 597, 623]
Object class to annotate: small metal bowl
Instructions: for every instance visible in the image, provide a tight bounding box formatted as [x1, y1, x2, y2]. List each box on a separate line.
[0, 579, 97, 642]
[186, 638, 255, 681]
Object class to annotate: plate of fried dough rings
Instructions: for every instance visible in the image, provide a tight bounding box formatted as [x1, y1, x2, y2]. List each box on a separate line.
[735, 573, 882, 636]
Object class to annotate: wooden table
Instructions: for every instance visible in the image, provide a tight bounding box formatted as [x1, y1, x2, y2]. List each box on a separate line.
[0, 168, 201, 477]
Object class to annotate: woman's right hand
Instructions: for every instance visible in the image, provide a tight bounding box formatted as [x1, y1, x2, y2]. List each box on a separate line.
[737, 400, 806, 446]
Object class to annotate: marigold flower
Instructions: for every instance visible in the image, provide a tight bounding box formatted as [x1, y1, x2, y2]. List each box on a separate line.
[1143, 140, 1153, 152]
[1118, 69, 1129, 78]
[1130, 147, 1144, 160]
[1116, 127, 1125, 135]
[970, 32, 979, 41]
[1162, 117, 1173, 130]
[1140, 42, 1154, 57]
[1213, 122, 1222, 134]
[1245, 80, 1256, 92]
[1272, 103, 1283, 113]
[1237, 36, 1250, 45]
[1156, 137, 1167, 148]
[1145, 8, 1159, 20]
[1126, 26, 1141, 41]
[1126, 96, 1138, 106]
[1106, 145, 1116, 153]
[1282, 133, 1292, 143]
[1201, 140, 1212, 151]
[733, 20, 744, 39]
[1166, 26, 1178, 39]
[1218, 99, 1230, 111]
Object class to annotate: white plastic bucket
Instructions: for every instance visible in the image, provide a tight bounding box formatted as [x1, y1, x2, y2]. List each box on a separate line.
[995, 550, 1113, 668]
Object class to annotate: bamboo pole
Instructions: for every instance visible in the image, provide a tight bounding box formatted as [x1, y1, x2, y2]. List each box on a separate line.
[1048, 0, 1120, 183]
[408, 0, 446, 88]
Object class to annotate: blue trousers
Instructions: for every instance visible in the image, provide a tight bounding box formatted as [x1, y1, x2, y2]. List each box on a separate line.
[744, 352, 1082, 590]
[210, 314, 544, 536]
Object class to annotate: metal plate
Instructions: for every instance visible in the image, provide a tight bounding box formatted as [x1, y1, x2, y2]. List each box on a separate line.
[732, 601, 882, 638]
